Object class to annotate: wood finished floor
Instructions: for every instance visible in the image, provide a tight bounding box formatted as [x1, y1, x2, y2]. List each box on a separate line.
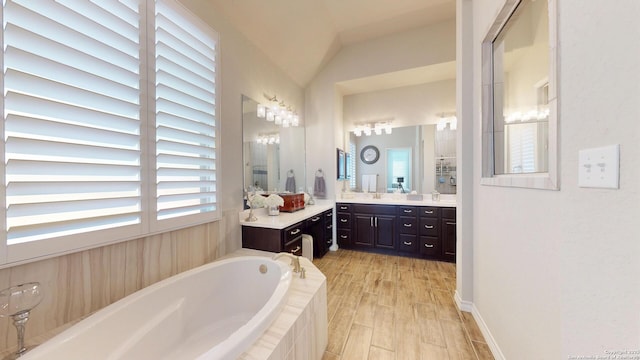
[313, 249, 494, 360]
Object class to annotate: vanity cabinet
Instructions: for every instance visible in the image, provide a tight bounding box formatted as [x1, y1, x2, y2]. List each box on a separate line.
[336, 203, 352, 248]
[242, 221, 303, 256]
[336, 202, 456, 262]
[353, 204, 396, 251]
[240, 204, 334, 258]
[441, 208, 457, 262]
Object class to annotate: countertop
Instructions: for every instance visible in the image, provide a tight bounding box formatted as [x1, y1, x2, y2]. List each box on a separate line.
[239, 200, 334, 229]
[336, 193, 457, 208]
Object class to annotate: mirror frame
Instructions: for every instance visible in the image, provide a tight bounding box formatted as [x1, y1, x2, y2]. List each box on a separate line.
[480, 0, 559, 190]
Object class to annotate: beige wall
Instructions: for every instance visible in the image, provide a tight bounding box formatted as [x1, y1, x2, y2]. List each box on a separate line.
[305, 20, 456, 201]
[0, 0, 304, 353]
[467, 0, 640, 358]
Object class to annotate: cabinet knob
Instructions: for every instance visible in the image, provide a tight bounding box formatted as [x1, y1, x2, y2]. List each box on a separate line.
[424, 244, 434, 248]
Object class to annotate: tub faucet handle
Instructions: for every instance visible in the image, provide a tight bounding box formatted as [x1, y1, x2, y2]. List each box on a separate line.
[300, 267, 306, 279]
[291, 257, 301, 273]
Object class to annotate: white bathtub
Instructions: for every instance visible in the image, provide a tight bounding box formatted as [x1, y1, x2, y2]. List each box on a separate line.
[22, 256, 292, 360]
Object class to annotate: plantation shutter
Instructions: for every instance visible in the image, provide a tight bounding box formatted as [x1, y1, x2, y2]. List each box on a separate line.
[3, 0, 143, 251]
[154, 0, 219, 225]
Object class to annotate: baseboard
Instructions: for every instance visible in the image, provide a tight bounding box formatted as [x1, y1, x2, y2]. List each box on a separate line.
[470, 303, 507, 360]
[454, 290, 473, 312]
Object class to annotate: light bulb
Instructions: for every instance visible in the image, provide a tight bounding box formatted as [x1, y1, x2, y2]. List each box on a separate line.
[257, 104, 266, 118]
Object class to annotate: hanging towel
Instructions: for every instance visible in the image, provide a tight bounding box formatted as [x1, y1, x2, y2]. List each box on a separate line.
[314, 169, 326, 199]
[362, 174, 377, 192]
[285, 169, 296, 193]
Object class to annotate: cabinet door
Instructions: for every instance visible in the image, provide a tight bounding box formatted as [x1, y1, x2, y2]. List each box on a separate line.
[306, 215, 325, 258]
[354, 214, 374, 247]
[337, 229, 352, 248]
[375, 215, 396, 250]
[441, 218, 456, 261]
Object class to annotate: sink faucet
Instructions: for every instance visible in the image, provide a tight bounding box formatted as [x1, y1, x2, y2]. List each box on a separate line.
[272, 252, 302, 274]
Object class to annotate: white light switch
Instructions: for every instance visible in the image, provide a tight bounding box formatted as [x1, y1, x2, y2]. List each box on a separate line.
[578, 144, 620, 189]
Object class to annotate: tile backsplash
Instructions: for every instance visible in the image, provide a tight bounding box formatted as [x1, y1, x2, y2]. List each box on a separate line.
[0, 221, 221, 353]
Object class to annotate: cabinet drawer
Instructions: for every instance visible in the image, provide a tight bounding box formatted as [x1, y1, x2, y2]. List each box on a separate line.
[419, 218, 439, 236]
[337, 229, 351, 248]
[398, 206, 417, 216]
[442, 207, 456, 219]
[353, 204, 395, 215]
[324, 209, 334, 220]
[419, 207, 441, 218]
[284, 237, 302, 256]
[337, 213, 351, 228]
[336, 203, 352, 212]
[398, 234, 417, 253]
[398, 216, 417, 234]
[284, 222, 304, 244]
[420, 236, 440, 257]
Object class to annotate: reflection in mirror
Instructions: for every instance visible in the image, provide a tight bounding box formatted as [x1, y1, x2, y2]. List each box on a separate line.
[491, 0, 549, 175]
[344, 125, 457, 194]
[242, 95, 305, 198]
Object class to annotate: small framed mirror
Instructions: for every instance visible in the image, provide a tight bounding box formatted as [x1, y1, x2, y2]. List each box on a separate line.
[481, 0, 559, 190]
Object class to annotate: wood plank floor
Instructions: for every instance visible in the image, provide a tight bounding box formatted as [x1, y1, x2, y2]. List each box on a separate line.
[313, 249, 494, 360]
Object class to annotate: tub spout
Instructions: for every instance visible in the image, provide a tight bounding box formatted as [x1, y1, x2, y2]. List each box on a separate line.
[272, 252, 301, 273]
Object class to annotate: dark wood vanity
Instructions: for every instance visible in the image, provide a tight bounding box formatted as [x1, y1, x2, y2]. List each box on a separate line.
[241, 203, 334, 258]
[337, 202, 456, 262]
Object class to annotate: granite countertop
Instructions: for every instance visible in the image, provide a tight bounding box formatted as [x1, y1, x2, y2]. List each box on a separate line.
[239, 200, 334, 229]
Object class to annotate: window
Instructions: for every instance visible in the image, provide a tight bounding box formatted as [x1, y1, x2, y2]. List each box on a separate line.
[386, 148, 412, 192]
[1, 0, 220, 265]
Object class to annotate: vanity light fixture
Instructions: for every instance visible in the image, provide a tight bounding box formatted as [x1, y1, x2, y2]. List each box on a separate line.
[256, 133, 280, 145]
[436, 112, 457, 131]
[352, 121, 393, 137]
[256, 94, 300, 127]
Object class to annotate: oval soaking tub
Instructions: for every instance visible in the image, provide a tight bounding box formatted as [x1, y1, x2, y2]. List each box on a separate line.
[23, 256, 293, 360]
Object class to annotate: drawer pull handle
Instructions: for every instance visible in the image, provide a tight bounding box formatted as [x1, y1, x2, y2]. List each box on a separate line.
[403, 209, 413, 213]
[327, 225, 333, 229]
[340, 235, 348, 239]
[403, 223, 412, 227]
[403, 241, 412, 246]
[290, 229, 301, 235]
[424, 210, 434, 214]
[424, 244, 435, 248]
[340, 206, 348, 210]
[424, 225, 434, 229]
[326, 213, 332, 217]
[311, 216, 320, 221]
[290, 246, 301, 253]
[340, 219, 348, 222]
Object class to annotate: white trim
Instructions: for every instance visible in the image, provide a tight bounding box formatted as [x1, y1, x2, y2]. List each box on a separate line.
[453, 291, 506, 360]
[471, 303, 507, 360]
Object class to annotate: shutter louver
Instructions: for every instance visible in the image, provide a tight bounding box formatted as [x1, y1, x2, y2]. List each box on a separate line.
[4, 0, 142, 244]
[155, 0, 218, 221]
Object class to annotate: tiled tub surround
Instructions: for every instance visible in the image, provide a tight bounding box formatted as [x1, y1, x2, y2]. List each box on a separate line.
[0, 221, 221, 356]
[0, 247, 328, 360]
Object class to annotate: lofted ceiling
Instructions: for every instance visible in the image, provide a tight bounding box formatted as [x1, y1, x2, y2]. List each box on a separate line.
[209, 0, 456, 88]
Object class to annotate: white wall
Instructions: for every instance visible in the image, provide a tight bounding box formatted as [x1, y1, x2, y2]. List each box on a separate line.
[468, 0, 640, 358]
[178, 0, 305, 250]
[305, 20, 456, 200]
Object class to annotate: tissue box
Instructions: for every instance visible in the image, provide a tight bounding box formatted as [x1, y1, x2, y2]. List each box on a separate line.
[406, 194, 424, 201]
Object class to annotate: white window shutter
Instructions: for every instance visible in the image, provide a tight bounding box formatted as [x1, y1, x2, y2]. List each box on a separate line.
[3, 0, 143, 257]
[153, 0, 219, 228]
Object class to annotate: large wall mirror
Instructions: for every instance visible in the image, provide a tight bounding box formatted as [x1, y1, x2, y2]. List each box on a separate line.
[342, 123, 457, 195]
[242, 95, 306, 196]
[481, 0, 558, 190]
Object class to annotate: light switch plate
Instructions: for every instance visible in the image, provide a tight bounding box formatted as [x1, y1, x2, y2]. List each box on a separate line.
[578, 144, 620, 189]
